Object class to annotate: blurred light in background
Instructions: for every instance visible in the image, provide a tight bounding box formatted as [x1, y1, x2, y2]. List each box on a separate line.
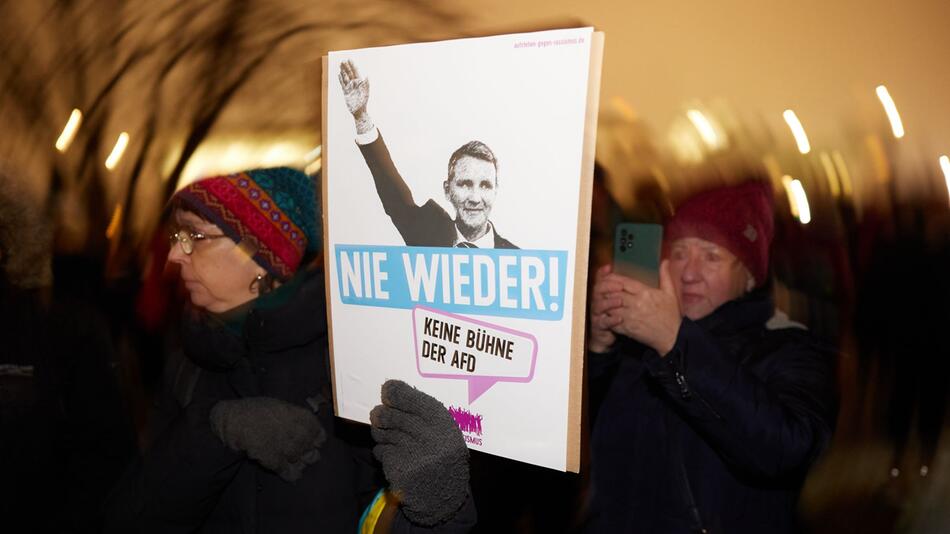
[686, 109, 723, 150]
[831, 150, 854, 196]
[106, 203, 123, 239]
[865, 134, 891, 183]
[55, 109, 83, 152]
[941, 155, 950, 206]
[783, 109, 811, 154]
[762, 154, 783, 182]
[304, 145, 322, 176]
[875, 85, 905, 139]
[668, 119, 705, 164]
[174, 135, 316, 190]
[819, 152, 842, 197]
[610, 96, 637, 122]
[105, 132, 130, 170]
[782, 175, 812, 224]
[304, 145, 322, 162]
[260, 142, 299, 167]
[791, 179, 812, 224]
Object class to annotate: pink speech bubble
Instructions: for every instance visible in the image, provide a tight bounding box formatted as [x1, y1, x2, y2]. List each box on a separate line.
[412, 305, 539, 404]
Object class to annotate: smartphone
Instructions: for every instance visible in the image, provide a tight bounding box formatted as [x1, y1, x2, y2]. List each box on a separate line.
[612, 223, 663, 287]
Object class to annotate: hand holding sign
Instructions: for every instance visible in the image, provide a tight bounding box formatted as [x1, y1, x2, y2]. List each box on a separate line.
[370, 380, 470, 526]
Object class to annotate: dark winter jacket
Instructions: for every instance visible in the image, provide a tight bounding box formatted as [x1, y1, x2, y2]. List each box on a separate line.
[585, 289, 836, 534]
[105, 269, 475, 533]
[0, 280, 133, 534]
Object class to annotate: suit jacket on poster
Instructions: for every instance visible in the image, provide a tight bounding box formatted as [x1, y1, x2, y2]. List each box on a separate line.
[357, 132, 518, 249]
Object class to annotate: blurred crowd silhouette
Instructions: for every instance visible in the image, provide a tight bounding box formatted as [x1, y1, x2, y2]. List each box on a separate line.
[1, 1, 949, 533]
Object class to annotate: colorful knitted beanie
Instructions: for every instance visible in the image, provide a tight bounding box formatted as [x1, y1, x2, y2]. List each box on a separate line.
[172, 167, 320, 280]
[664, 180, 774, 286]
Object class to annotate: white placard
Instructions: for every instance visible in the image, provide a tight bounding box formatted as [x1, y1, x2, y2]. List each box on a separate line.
[324, 27, 601, 471]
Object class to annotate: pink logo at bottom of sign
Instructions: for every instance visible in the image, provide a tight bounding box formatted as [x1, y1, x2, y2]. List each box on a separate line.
[449, 406, 483, 435]
[449, 406, 484, 446]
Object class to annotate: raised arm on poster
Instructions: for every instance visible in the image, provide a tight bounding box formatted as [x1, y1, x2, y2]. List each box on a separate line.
[323, 27, 603, 472]
[338, 59, 518, 249]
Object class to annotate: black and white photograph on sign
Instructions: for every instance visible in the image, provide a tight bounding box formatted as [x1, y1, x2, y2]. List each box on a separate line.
[338, 59, 519, 250]
[325, 27, 599, 471]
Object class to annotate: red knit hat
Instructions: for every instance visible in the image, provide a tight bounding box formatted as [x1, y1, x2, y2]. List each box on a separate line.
[171, 168, 319, 280]
[664, 180, 774, 286]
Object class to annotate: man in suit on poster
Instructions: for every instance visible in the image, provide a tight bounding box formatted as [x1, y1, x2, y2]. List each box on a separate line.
[339, 59, 518, 249]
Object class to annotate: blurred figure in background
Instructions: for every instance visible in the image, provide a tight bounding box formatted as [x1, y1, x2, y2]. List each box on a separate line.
[854, 203, 950, 530]
[585, 179, 836, 533]
[105, 167, 476, 533]
[588, 162, 627, 274]
[0, 166, 134, 533]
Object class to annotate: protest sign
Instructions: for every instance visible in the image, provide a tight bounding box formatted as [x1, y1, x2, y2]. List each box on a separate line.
[323, 27, 603, 471]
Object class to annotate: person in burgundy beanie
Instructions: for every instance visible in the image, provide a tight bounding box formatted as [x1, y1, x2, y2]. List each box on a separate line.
[584, 179, 836, 533]
[664, 180, 774, 289]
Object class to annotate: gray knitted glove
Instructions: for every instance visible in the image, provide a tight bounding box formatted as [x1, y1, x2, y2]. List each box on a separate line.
[210, 396, 326, 482]
[370, 380, 470, 526]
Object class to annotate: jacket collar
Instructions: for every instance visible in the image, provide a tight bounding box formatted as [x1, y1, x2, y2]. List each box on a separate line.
[181, 269, 327, 370]
[244, 269, 328, 353]
[695, 285, 774, 338]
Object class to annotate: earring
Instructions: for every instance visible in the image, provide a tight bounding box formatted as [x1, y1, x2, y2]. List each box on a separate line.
[249, 273, 264, 294]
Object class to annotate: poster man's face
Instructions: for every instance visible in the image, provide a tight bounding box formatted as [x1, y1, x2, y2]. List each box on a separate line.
[444, 156, 497, 233]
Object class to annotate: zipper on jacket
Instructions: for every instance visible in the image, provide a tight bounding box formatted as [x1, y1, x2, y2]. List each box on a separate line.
[668, 410, 710, 534]
[669, 352, 724, 421]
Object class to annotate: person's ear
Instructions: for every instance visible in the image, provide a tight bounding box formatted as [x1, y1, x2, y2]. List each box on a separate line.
[249, 273, 265, 295]
[443, 179, 450, 198]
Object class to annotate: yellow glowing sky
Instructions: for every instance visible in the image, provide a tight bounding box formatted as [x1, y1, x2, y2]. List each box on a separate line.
[472, 0, 950, 154]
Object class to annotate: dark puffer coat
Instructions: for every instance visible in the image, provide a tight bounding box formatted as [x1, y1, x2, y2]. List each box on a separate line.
[586, 290, 836, 533]
[0, 280, 133, 533]
[106, 269, 475, 533]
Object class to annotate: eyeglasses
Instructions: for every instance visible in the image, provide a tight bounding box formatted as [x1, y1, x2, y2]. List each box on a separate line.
[169, 229, 228, 255]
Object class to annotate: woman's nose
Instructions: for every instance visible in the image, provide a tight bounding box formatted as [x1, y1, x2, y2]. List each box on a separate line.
[167, 240, 187, 265]
[681, 254, 702, 281]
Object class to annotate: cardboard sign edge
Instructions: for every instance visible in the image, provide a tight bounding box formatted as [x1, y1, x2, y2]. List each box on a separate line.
[566, 29, 605, 474]
[320, 55, 342, 417]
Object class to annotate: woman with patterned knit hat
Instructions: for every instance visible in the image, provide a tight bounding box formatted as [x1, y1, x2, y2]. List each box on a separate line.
[105, 167, 475, 533]
[584, 180, 836, 533]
